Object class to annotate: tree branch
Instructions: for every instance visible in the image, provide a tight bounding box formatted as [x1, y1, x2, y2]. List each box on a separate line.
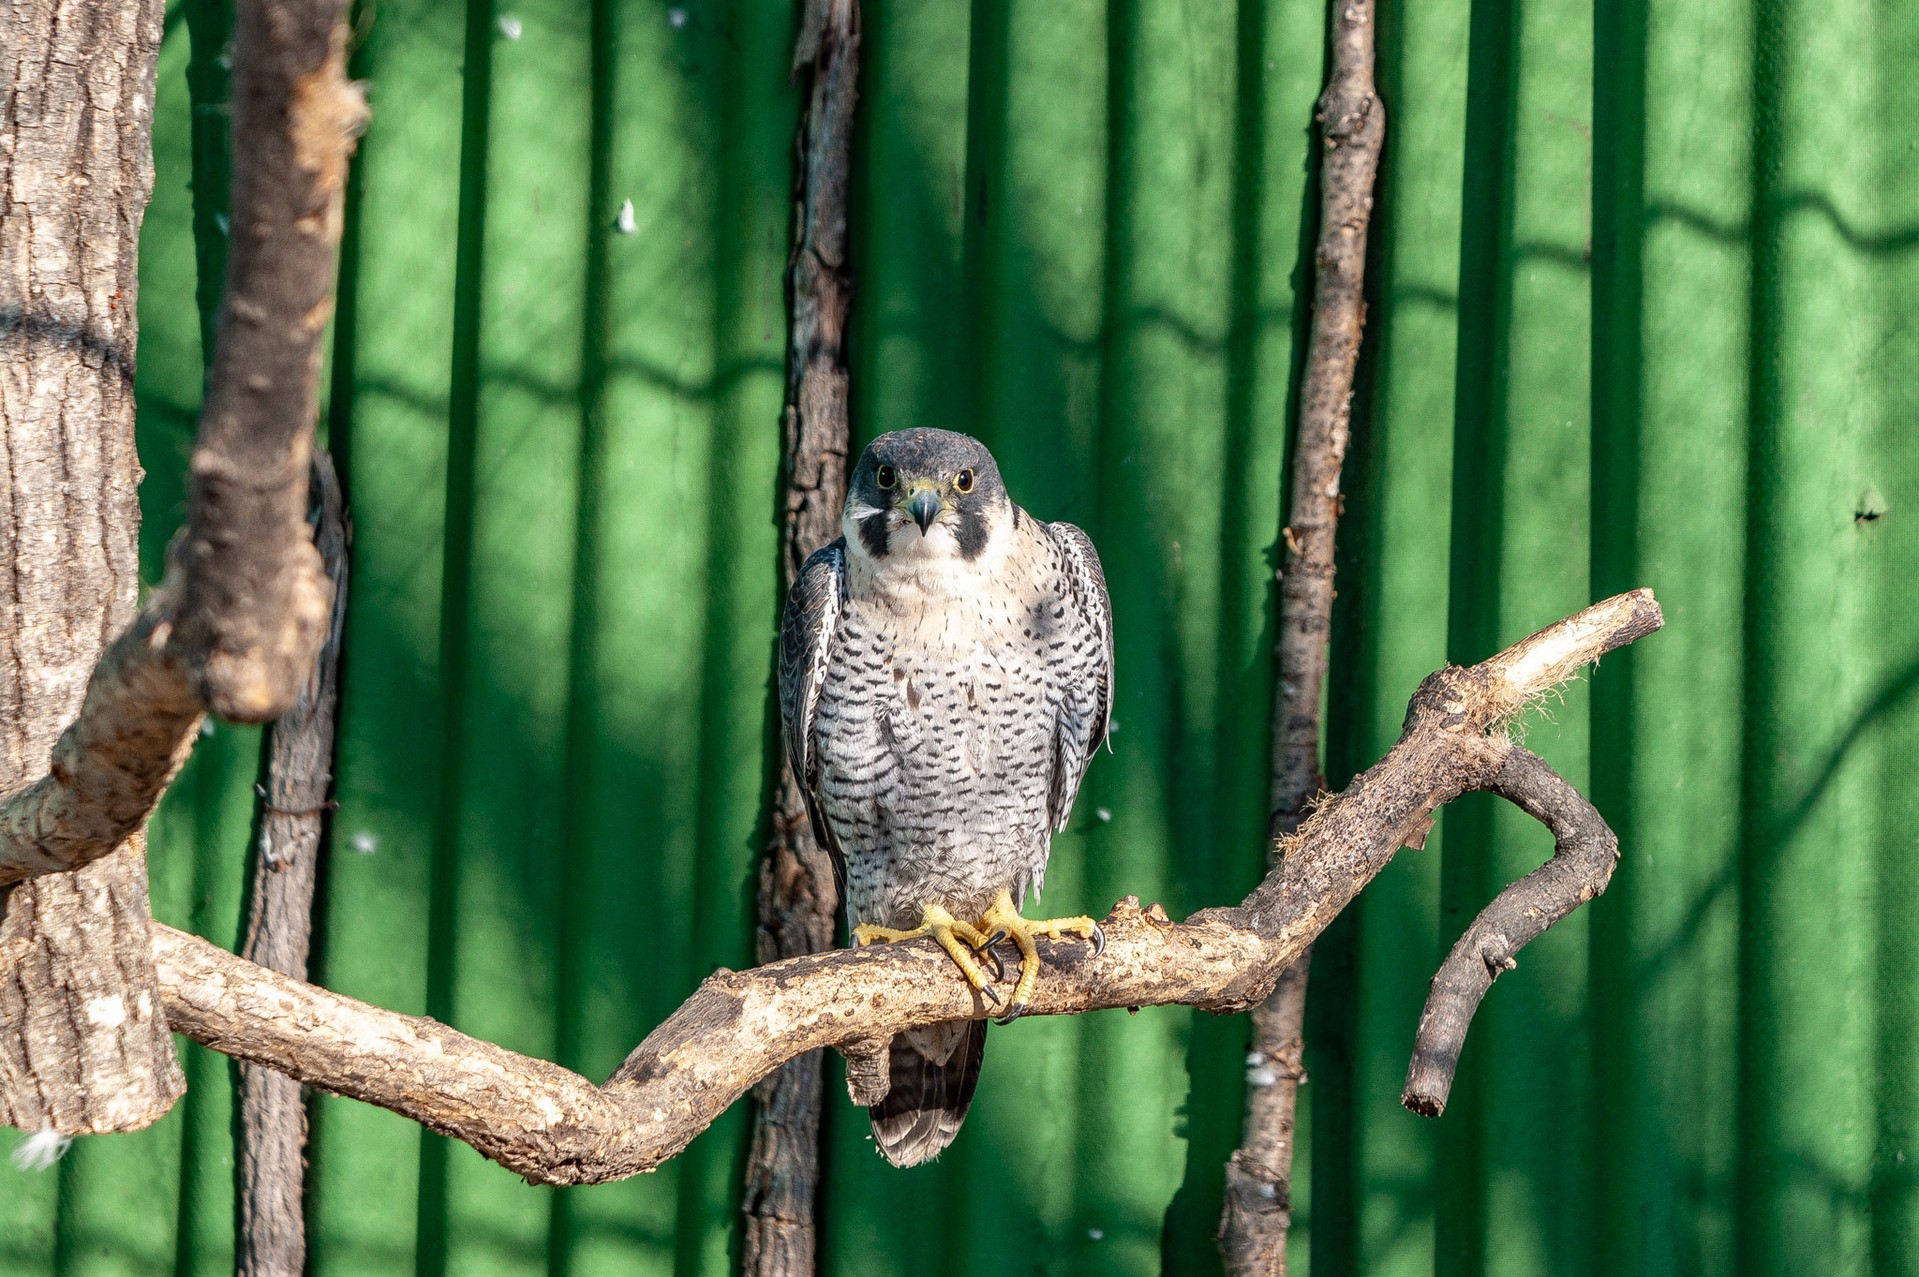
[173, 0, 361, 723]
[0, 0, 362, 893]
[1401, 746, 1619, 1116]
[0, 615, 205, 889]
[153, 591, 1661, 1188]
[1224, 0, 1384, 1270]
[744, 2, 858, 1272]
[236, 451, 349, 1277]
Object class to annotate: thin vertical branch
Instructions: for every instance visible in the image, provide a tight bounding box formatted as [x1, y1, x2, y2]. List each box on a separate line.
[741, 2, 858, 1274]
[234, 452, 348, 1277]
[1221, 1, 1384, 1272]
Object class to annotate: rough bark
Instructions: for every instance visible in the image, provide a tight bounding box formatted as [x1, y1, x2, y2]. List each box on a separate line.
[156, 591, 1661, 1188]
[0, 613, 204, 890]
[0, 0, 364, 1134]
[1223, 0, 1384, 1271]
[0, 0, 184, 1134]
[171, 0, 357, 724]
[743, 3, 858, 1275]
[1226, 957, 1310, 1273]
[0, 0, 362, 891]
[838, 1037, 889, 1108]
[235, 453, 347, 1277]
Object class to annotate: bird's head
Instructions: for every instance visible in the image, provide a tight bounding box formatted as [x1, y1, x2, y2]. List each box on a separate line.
[842, 429, 1012, 572]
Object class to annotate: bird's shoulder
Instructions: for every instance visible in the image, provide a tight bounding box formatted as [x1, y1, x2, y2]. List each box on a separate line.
[782, 537, 846, 634]
[778, 540, 847, 758]
[1029, 518, 1110, 628]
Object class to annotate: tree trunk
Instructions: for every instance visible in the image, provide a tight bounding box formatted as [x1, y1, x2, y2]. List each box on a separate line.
[741, 4, 858, 1273]
[0, 0, 183, 1133]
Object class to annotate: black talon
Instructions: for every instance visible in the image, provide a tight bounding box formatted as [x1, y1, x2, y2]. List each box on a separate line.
[1089, 921, 1106, 958]
[969, 932, 1007, 981]
[994, 1001, 1030, 1026]
[978, 981, 1002, 1008]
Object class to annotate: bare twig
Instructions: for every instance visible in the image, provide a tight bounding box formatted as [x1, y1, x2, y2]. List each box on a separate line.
[1223, 1, 1384, 1271]
[154, 592, 1660, 1188]
[1227, 960, 1310, 1271]
[0, 0, 362, 893]
[235, 452, 348, 1277]
[743, 3, 859, 1274]
[1401, 747, 1619, 1116]
[1268, 0, 1382, 836]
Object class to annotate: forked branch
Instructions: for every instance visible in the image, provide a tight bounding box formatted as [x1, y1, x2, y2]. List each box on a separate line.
[153, 591, 1662, 1187]
[0, 0, 363, 891]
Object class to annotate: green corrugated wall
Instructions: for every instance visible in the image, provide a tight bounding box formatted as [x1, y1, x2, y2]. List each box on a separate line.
[3, 0, 1916, 1273]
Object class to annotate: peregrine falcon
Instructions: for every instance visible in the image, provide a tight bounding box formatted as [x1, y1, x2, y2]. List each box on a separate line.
[778, 428, 1114, 1167]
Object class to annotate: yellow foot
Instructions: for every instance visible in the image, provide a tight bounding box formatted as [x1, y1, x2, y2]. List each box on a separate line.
[854, 904, 1003, 1008]
[978, 889, 1106, 1024]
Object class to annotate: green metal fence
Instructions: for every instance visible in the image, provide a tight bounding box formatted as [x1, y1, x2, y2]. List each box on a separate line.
[4, 0, 1917, 1273]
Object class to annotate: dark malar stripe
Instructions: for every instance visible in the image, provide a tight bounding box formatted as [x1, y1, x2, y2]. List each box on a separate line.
[858, 512, 892, 558]
[953, 505, 989, 559]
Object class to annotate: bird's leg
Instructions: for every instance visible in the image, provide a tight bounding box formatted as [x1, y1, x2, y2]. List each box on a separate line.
[977, 888, 1106, 1024]
[854, 904, 1002, 1007]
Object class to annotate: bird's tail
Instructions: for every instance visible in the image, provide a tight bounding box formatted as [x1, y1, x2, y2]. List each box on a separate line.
[868, 1020, 986, 1167]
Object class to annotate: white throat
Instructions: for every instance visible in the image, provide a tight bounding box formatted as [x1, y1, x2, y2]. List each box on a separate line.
[842, 501, 1016, 608]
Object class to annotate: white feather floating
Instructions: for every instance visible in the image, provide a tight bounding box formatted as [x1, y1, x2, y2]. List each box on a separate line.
[10, 1129, 73, 1172]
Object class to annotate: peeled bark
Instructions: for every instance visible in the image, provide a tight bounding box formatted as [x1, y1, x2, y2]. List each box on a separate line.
[0, 0, 183, 1134]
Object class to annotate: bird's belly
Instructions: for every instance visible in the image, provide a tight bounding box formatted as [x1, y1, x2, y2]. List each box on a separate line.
[815, 637, 1057, 930]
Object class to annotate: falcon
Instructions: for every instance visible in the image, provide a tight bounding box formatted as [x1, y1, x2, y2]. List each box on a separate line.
[778, 428, 1113, 1167]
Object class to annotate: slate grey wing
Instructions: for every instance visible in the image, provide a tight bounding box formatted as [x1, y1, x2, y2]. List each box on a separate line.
[1041, 520, 1114, 833]
[777, 539, 848, 886]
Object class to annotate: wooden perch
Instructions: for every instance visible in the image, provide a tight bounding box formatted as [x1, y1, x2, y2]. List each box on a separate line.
[152, 591, 1661, 1187]
[0, 0, 360, 894]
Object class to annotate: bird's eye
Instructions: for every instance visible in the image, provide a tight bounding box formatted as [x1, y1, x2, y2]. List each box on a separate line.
[954, 468, 974, 494]
[877, 464, 896, 489]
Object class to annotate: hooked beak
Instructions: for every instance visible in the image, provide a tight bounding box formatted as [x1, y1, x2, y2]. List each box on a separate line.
[906, 488, 941, 534]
